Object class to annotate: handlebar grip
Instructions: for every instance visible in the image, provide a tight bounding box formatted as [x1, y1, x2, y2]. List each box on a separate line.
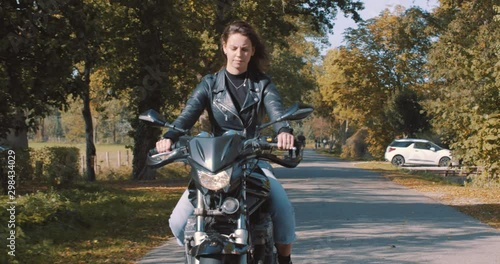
[149, 148, 159, 155]
[147, 147, 186, 169]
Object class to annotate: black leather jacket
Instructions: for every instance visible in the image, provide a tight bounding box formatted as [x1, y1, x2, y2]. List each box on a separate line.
[163, 68, 292, 141]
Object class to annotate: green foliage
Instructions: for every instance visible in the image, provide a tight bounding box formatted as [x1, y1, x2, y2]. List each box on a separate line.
[456, 114, 500, 186]
[341, 128, 369, 159]
[31, 147, 80, 187]
[425, 0, 499, 184]
[1, 183, 183, 263]
[317, 6, 433, 158]
[0, 1, 75, 137]
[3, 0, 364, 179]
[13, 148, 33, 183]
[383, 89, 430, 137]
[17, 191, 72, 226]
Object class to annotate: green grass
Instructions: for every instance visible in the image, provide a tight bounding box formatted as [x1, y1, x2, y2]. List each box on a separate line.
[1, 181, 185, 264]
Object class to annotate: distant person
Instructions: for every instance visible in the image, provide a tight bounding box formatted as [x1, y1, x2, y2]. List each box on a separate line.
[296, 134, 306, 156]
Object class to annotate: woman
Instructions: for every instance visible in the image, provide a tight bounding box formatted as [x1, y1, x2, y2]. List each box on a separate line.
[156, 20, 295, 264]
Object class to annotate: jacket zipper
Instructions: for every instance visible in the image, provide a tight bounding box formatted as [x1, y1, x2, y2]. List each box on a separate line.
[215, 101, 244, 127]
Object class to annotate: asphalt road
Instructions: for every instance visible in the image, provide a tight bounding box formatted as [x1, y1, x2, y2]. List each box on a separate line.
[138, 150, 500, 264]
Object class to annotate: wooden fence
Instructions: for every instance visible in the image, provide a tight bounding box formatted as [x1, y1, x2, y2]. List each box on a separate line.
[80, 150, 132, 174]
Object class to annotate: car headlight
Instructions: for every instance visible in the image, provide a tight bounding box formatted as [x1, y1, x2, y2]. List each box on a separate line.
[198, 167, 232, 191]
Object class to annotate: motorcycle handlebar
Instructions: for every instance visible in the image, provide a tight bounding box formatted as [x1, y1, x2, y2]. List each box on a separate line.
[146, 136, 303, 169]
[146, 147, 187, 169]
[246, 137, 302, 168]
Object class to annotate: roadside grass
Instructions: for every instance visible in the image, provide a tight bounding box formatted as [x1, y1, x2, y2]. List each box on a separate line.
[2, 179, 188, 264]
[354, 161, 500, 230]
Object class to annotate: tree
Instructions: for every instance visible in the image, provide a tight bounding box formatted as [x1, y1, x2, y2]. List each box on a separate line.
[0, 1, 75, 148]
[105, 0, 364, 179]
[384, 89, 430, 138]
[267, 18, 323, 105]
[103, 0, 199, 180]
[425, 0, 499, 182]
[57, 0, 122, 182]
[317, 6, 434, 158]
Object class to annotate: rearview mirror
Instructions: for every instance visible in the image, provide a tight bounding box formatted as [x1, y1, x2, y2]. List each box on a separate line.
[280, 103, 314, 121]
[139, 109, 167, 127]
[258, 103, 314, 130]
[139, 109, 190, 134]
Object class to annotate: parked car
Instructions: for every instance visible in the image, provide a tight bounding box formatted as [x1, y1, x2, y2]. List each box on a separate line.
[384, 138, 453, 167]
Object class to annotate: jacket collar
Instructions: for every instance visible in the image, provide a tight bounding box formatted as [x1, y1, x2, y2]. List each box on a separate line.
[212, 69, 260, 113]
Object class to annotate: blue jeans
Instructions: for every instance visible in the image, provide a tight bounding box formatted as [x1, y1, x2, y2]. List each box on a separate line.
[168, 166, 296, 246]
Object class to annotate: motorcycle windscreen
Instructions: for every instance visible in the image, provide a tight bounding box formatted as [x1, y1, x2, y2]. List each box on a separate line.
[188, 135, 243, 172]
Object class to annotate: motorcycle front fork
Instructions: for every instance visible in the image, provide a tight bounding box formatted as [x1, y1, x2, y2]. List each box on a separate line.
[188, 189, 250, 264]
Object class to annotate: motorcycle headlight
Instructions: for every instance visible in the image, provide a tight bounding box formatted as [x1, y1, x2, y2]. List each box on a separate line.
[198, 167, 232, 191]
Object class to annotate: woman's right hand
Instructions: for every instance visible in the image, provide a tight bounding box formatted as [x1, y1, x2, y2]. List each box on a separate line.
[156, 138, 173, 153]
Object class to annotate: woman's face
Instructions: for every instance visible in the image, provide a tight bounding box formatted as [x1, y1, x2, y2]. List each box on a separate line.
[223, 33, 255, 74]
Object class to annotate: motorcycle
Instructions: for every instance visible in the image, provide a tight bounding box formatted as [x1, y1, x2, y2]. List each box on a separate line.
[139, 103, 313, 264]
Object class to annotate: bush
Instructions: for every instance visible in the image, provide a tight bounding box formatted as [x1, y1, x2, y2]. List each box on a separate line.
[1, 147, 33, 195]
[341, 128, 369, 160]
[31, 147, 80, 187]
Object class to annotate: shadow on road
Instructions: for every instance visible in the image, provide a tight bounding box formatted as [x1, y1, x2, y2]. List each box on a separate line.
[137, 149, 500, 264]
[273, 150, 500, 264]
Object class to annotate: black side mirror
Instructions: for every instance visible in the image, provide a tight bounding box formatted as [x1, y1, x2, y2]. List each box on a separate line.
[258, 103, 314, 130]
[280, 103, 314, 121]
[139, 109, 167, 127]
[139, 109, 189, 134]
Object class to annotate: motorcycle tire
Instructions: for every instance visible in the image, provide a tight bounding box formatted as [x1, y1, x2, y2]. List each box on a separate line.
[252, 244, 275, 264]
[198, 256, 222, 264]
[197, 254, 243, 264]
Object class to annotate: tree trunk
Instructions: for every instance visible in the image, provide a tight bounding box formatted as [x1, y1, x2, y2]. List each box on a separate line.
[132, 119, 157, 180]
[0, 112, 31, 189]
[130, 4, 173, 180]
[81, 61, 96, 182]
[36, 117, 46, 142]
[0, 112, 29, 150]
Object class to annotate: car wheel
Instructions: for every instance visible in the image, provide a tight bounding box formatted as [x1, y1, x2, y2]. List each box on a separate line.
[439, 157, 451, 167]
[391, 155, 405, 166]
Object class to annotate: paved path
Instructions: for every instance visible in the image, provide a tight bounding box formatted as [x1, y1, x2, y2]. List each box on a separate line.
[138, 150, 500, 264]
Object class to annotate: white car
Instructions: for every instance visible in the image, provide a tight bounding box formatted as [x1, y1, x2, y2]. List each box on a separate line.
[384, 139, 453, 167]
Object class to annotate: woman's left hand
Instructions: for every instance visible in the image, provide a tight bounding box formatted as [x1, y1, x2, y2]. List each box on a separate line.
[277, 132, 294, 150]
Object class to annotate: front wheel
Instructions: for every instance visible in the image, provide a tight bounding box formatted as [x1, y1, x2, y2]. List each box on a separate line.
[198, 256, 222, 264]
[438, 157, 451, 167]
[391, 155, 405, 166]
[197, 255, 243, 264]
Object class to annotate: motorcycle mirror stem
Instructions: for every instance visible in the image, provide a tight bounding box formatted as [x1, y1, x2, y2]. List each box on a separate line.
[257, 103, 314, 131]
[139, 109, 189, 134]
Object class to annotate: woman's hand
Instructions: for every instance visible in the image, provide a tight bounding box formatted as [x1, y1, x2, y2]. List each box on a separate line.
[277, 132, 294, 150]
[156, 138, 173, 153]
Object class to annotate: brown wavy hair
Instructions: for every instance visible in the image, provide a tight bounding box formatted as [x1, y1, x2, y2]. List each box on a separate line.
[220, 20, 269, 73]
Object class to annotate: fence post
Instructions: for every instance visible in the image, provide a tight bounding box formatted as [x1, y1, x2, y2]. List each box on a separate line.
[81, 155, 85, 175]
[118, 151, 121, 167]
[105, 152, 110, 168]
